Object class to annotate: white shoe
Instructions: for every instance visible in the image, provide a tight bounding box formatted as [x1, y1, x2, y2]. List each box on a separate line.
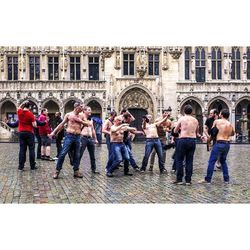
[53, 157, 58, 160]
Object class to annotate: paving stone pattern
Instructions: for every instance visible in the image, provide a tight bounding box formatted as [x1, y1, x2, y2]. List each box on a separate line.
[0, 143, 249, 203]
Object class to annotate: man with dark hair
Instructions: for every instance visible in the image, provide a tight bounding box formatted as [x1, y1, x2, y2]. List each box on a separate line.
[200, 109, 235, 184]
[17, 101, 37, 171]
[49, 102, 89, 179]
[173, 104, 200, 185]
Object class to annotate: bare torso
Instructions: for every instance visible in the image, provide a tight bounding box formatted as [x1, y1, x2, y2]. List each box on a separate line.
[144, 123, 159, 138]
[215, 119, 234, 141]
[111, 125, 129, 142]
[176, 115, 199, 138]
[66, 112, 84, 135]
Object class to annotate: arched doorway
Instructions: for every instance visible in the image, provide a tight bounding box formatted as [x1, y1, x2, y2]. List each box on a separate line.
[43, 100, 60, 129]
[208, 99, 228, 113]
[64, 100, 76, 114]
[235, 99, 250, 139]
[181, 99, 203, 134]
[28, 100, 39, 117]
[87, 100, 102, 119]
[0, 100, 17, 122]
[119, 87, 154, 140]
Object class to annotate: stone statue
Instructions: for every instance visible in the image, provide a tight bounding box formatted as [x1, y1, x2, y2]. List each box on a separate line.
[243, 56, 247, 72]
[0, 56, 4, 71]
[115, 52, 120, 69]
[191, 56, 195, 73]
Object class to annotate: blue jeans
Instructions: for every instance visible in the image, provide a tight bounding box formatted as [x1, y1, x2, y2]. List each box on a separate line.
[141, 138, 164, 171]
[125, 139, 137, 168]
[105, 135, 111, 153]
[18, 132, 36, 169]
[108, 142, 130, 173]
[56, 133, 81, 171]
[176, 138, 196, 183]
[79, 136, 96, 171]
[205, 142, 230, 182]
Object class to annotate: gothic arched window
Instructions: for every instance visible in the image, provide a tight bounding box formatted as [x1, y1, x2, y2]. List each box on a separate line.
[185, 47, 191, 80]
[231, 47, 241, 80]
[211, 47, 222, 80]
[195, 47, 206, 82]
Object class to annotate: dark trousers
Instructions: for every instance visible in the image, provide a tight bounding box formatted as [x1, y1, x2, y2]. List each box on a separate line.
[35, 134, 41, 159]
[79, 136, 96, 171]
[18, 132, 36, 169]
[56, 137, 63, 158]
[176, 138, 196, 183]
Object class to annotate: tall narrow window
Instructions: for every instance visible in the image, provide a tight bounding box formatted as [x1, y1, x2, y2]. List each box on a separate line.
[48, 56, 59, 80]
[148, 54, 159, 75]
[89, 56, 99, 80]
[247, 48, 250, 79]
[185, 47, 191, 80]
[70, 57, 80, 80]
[195, 48, 206, 82]
[123, 53, 134, 75]
[231, 47, 241, 80]
[211, 47, 222, 80]
[29, 56, 40, 80]
[8, 56, 18, 80]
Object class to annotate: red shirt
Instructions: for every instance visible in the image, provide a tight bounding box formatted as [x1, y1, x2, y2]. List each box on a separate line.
[17, 108, 35, 133]
[38, 114, 51, 136]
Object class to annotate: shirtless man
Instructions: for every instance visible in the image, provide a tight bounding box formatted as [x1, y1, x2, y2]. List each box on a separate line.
[49, 102, 89, 179]
[149, 109, 172, 171]
[139, 114, 169, 174]
[200, 109, 235, 184]
[106, 116, 137, 177]
[173, 104, 200, 185]
[79, 106, 99, 174]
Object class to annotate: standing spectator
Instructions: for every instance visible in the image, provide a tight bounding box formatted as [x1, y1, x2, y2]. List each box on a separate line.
[38, 108, 54, 161]
[173, 105, 201, 185]
[17, 101, 37, 170]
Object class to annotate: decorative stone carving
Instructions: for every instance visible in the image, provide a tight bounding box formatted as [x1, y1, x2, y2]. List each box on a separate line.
[18, 53, 26, 72]
[224, 53, 232, 74]
[61, 56, 68, 71]
[101, 56, 105, 72]
[169, 47, 183, 60]
[38, 92, 42, 100]
[114, 51, 121, 70]
[162, 50, 169, 70]
[244, 87, 248, 92]
[101, 47, 114, 58]
[136, 50, 147, 78]
[0, 54, 4, 72]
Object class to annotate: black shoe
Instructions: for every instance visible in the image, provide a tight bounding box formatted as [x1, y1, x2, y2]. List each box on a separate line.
[73, 170, 84, 178]
[124, 172, 133, 176]
[172, 180, 184, 185]
[139, 168, 145, 173]
[31, 166, 38, 170]
[133, 166, 140, 171]
[92, 170, 100, 174]
[41, 155, 46, 160]
[106, 172, 114, 177]
[18, 167, 24, 171]
[160, 168, 168, 174]
[45, 156, 55, 161]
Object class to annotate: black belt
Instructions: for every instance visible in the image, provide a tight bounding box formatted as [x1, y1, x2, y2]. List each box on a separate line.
[217, 140, 230, 144]
[82, 135, 92, 139]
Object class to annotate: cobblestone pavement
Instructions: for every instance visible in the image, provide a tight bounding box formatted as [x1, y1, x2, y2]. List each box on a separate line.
[0, 143, 249, 203]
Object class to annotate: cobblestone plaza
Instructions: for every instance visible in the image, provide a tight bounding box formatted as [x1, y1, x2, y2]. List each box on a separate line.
[0, 142, 249, 204]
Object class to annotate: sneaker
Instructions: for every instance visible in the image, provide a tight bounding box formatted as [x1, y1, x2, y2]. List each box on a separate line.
[31, 166, 38, 170]
[106, 172, 114, 177]
[73, 170, 83, 178]
[149, 166, 153, 171]
[171, 169, 176, 174]
[224, 181, 229, 184]
[18, 167, 24, 171]
[91, 170, 100, 174]
[124, 172, 133, 176]
[185, 182, 192, 186]
[172, 181, 184, 185]
[198, 179, 211, 184]
[139, 168, 145, 173]
[45, 156, 55, 161]
[53, 157, 58, 160]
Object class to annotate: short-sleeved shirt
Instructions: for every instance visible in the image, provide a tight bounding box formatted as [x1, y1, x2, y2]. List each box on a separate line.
[17, 108, 35, 133]
[38, 114, 51, 136]
[205, 117, 215, 135]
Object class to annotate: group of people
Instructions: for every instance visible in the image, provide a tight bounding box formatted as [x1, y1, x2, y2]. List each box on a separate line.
[13, 100, 235, 185]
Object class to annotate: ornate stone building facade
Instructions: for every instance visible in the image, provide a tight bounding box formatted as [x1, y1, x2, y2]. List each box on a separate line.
[0, 46, 249, 140]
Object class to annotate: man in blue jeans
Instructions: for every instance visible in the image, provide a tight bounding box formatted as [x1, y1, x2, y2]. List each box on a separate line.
[49, 102, 90, 179]
[199, 109, 235, 184]
[106, 116, 137, 177]
[139, 114, 169, 174]
[173, 105, 200, 185]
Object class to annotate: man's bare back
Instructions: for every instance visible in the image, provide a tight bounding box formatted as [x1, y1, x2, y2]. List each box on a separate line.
[175, 115, 199, 138]
[214, 119, 235, 141]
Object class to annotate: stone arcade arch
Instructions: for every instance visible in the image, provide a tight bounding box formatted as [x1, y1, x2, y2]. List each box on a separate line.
[208, 99, 229, 114]
[118, 87, 154, 139]
[180, 99, 203, 134]
[43, 100, 60, 129]
[86, 100, 102, 118]
[0, 100, 17, 121]
[235, 98, 250, 136]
